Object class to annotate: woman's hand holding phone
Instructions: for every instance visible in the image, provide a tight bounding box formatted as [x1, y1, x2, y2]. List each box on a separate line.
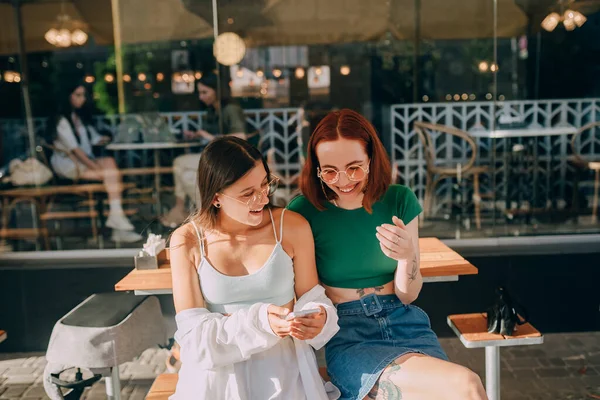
[289, 306, 326, 341]
[266, 305, 292, 338]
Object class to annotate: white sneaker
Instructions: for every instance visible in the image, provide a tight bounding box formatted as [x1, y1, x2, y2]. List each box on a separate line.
[106, 213, 135, 231]
[111, 229, 143, 243]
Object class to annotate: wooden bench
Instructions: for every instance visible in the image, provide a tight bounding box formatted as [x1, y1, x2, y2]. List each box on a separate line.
[0, 183, 136, 247]
[447, 313, 543, 400]
[120, 167, 174, 176]
[0, 228, 49, 239]
[0, 330, 6, 344]
[146, 373, 178, 400]
[145, 368, 329, 400]
[41, 208, 138, 221]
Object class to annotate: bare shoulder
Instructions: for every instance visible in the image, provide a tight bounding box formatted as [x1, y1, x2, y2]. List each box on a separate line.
[278, 207, 313, 241]
[170, 223, 201, 268]
[271, 207, 310, 229]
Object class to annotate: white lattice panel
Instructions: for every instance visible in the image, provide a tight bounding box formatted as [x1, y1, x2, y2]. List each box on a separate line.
[391, 99, 600, 216]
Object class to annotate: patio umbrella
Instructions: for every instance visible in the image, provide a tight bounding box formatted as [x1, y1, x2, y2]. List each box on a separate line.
[182, 0, 529, 46]
[0, 0, 113, 55]
[0, 0, 213, 55]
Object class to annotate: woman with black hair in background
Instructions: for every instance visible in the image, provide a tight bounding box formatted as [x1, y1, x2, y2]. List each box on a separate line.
[160, 72, 251, 228]
[47, 82, 141, 243]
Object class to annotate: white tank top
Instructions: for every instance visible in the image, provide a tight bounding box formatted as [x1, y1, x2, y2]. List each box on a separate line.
[190, 209, 295, 314]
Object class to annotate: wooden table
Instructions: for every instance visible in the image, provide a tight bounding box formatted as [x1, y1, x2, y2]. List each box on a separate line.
[470, 126, 578, 215]
[115, 237, 478, 295]
[468, 126, 577, 139]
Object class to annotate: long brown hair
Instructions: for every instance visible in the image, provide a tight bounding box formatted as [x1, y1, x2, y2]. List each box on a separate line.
[300, 109, 391, 212]
[191, 136, 271, 230]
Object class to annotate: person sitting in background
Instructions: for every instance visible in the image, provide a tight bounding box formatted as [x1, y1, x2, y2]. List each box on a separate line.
[46, 82, 141, 243]
[161, 72, 251, 228]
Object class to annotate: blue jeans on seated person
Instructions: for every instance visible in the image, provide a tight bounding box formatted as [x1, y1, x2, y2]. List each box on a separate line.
[325, 294, 448, 400]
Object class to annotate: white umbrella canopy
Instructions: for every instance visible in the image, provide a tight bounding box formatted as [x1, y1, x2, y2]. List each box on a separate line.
[182, 0, 529, 46]
[0, 0, 533, 56]
[75, 0, 212, 47]
[0, 0, 212, 55]
[0, 0, 109, 54]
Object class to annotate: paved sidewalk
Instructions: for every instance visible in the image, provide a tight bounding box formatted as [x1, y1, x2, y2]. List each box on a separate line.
[1, 332, 599, 399]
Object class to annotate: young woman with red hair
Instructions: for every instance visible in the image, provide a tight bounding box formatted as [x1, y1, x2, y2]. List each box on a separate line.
[287, 109, 487, 400]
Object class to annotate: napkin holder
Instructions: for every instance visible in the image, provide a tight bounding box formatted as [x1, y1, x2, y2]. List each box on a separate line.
[134, 248, 168, 270]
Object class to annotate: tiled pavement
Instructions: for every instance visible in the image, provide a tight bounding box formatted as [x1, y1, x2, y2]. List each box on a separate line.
[1, 332, 599, 400]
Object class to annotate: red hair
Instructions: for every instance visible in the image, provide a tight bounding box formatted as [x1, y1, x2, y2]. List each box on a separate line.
[300, 109, 391, 212]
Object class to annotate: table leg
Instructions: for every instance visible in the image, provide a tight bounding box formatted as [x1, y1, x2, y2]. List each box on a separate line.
[154, 148, 162, 214]
[592, 169, 599, 223]
[105, 366, 122, 400]
[485, 346, 501, 400]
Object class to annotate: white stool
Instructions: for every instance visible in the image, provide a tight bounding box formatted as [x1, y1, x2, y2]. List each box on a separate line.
[447, 313, 543, 400]
[43, 292, 167, 400]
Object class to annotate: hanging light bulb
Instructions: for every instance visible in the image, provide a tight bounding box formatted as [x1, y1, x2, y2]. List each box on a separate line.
[256, 69, 264, 78]
[478, 61, 489, 72]
[541, 8, 586, 32]
[340, 65, 351, 76]
[123, 74, 131, 82]
[273, 68, 282, 78]
[44, 12, 88, 48]
[104, 74, 114, 83]
[213, 32, 246, 66]
[572, 10, 587, 27]
[195, 71, 202, 80]
[138, 73, 147, 82]
[156, 72, 165, 82]
[56, 29, 72, 47]
[71, 29, 88, 46]
[44, 28, 59, 45]
[84, 75, 95, 83]
[541, 12, 561, 32]
[295, 67, 305, 79]
[563, 10, 577, 31]
[3, 71, 17, 82]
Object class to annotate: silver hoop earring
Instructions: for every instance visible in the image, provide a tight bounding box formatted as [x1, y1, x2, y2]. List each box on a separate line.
[214, 203, 221, 209]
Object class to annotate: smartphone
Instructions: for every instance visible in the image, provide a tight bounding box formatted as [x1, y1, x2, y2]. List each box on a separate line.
[285, 308, 321, 321]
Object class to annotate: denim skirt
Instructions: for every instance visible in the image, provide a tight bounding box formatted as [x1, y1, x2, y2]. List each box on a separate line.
[325, 294, 448, 400]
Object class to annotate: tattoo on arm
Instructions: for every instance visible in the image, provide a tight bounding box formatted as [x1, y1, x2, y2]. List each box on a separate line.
[407, 254, 418, 284]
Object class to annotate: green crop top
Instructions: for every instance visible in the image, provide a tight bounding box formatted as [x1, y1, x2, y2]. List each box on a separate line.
[286, 184, 422, 289]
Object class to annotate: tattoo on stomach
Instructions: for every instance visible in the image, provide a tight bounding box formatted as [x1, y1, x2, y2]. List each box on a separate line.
[356, 286, 385, 298]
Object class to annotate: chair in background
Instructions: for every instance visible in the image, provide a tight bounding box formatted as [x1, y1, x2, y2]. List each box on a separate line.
[569, 121, 600, 222]
[414, 121, 490, 230]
